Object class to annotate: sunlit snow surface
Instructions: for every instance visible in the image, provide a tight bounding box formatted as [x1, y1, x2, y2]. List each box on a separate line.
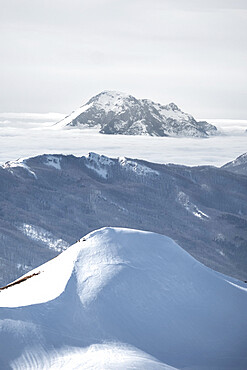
[2, 157, 37, 178]
[0, 113, 246, 166]
[12, 344, 174, 370]
[0, 227, 246, 369]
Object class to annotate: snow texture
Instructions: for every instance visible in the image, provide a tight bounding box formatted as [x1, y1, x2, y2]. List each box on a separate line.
[12, 344, 174, 370]
[177, 191, 210, 220]
[85, 152, 114, 179]
[119, 156, 159, 177]
[2, 158, 37, 179]
[222, 152, 247, 175]
[44, 155, 62, 170]
[18, 224, 69, 252]
[0, 227, 246, 369]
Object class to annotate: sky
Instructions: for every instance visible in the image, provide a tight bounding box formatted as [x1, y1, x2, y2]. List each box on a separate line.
[0, 0, 247, 118]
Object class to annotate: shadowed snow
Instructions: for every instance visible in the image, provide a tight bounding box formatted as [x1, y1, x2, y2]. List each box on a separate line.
[0, 227, 246, 369]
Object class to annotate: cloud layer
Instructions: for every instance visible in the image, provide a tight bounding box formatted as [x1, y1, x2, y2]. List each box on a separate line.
[0, 114, 246, 166]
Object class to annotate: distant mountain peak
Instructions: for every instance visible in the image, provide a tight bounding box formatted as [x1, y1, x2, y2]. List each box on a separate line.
[95, 90, 131, 98]
[56, 91, 217, 137]
[88, 90, 132, 103]
[165, 102, 179, 111]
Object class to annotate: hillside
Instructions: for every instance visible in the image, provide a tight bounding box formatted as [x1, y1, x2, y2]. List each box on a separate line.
[0, 227, 246, 369]
[0, 152, 246, 286]
[222, 152, 247, 175]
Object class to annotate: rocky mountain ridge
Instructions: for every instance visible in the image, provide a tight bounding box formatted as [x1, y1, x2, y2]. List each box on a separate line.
[222, 152, 247, 175]
[56, 91, 217, 137]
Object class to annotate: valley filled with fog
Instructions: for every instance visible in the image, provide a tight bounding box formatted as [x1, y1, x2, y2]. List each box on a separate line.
[0, 113, 246, 167]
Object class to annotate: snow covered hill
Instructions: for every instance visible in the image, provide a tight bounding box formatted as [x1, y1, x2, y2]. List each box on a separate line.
[0, 152, 247, 286]
[56, 91, 217, 137]
[0, 227, 246, 369]
[222, 152, 247, 175]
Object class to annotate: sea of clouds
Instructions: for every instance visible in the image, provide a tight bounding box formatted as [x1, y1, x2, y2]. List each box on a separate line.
[0, 113, 246, 167]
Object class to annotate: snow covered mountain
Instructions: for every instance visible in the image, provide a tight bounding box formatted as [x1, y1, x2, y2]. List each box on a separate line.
[56, 91, 217, 137]
[222, 152, 247, 175]
[0, 152, 246, 286]
[0, 227, 246, 369]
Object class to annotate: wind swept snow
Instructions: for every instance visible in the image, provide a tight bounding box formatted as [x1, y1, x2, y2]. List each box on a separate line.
[2, 158, 37, 178]
[85, 152, 114, 179]
[119, 157, 159, 177]
[18, 224, 69, 252]
[0, 241, 81, 306]
[177, 191, 209, 219]
[0, 227, 246, 369]
[44, 155, 62, 170]
[55, 102, 94, 128]
[12, 344, 174, 370]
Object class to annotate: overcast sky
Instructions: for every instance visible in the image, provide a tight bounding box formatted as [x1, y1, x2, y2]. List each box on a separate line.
[1, 0, 247, 118]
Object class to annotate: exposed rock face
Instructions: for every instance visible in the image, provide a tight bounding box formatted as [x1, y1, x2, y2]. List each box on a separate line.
[56, 91, 217, 137]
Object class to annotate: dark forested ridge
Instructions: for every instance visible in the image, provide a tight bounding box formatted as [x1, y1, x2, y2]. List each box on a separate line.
[0, 152, 246, 285]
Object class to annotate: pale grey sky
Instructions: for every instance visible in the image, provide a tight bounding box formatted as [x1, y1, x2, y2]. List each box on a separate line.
[0, 0, 247, 118]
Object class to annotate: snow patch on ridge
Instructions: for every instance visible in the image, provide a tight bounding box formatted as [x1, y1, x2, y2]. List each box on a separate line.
[44, 155, 61, 170]
[177, 191, 209, 219]
[229, 152, 247, 166]
[56, 102, 94, 128]
[156, 102, 193, 122]
[85, 152, 114, 179]
[18, 223, 69, 252]
[2, 158, 37, 179]
[119, 157, 159, 177]
[92, 90, 134, 114]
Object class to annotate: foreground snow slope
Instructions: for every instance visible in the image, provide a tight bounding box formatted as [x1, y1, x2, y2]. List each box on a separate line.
[0, 227, 246, 369]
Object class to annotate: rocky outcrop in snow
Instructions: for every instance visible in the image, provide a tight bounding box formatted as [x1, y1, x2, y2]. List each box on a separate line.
[56, 91, 217, 137]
